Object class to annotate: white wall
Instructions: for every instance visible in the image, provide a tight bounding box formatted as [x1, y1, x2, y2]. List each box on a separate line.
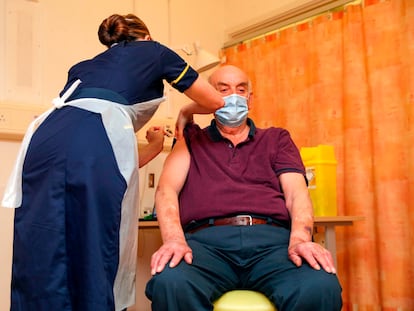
[0, 0, 5, 100]
[2, 0, 136, 106]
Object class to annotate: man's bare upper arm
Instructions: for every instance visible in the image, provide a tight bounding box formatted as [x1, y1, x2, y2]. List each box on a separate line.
[279, 172, 309, 209]
[158, 138, 191, 194]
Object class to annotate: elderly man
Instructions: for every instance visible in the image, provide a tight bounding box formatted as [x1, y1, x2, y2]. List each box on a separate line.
[145, 65, 342, 311]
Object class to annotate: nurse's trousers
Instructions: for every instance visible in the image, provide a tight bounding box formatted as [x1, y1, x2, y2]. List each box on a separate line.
[146, 224, 342, 311]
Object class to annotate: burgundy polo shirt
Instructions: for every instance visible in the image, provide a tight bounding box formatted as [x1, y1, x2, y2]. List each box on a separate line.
[179, 119, 306, 227]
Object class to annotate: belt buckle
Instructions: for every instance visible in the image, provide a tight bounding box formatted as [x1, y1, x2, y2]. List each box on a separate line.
[236, 215, 253, 226]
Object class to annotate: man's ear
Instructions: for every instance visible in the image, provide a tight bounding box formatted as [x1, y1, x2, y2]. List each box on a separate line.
[247, 93, 254, 110]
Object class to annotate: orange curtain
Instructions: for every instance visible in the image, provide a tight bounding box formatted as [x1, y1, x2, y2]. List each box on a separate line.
[222, 0, 414, 309]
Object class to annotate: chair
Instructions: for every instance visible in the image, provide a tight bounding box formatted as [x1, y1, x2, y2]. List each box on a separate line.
[213, 290, 277, 311]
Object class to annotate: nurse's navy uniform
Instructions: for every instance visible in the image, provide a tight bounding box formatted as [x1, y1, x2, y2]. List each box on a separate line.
[2, 40, 198, 311]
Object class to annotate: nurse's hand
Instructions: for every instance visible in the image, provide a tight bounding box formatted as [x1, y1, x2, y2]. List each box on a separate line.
[145, 126, 166, 145]
[150, 240, 193, 275]
[138, 126, 166, 168]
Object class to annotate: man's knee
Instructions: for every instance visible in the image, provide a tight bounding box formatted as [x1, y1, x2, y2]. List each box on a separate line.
[294, 272, 342, 310]
[145, 265, 196, 300]
[146, 267, 179, 297]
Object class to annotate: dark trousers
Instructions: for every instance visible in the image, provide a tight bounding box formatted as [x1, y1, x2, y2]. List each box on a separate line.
[146, 224, 342, 311]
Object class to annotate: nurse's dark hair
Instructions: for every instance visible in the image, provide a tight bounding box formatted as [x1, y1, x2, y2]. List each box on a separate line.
[98, 14, 151, 48]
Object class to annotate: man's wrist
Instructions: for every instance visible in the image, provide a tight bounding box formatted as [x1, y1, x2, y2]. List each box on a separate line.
[289, 230, 312, 245]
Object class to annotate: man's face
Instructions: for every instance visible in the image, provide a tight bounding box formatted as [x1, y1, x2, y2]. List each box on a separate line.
[210, 66, 252, 110]
[215, 81, 249, 99]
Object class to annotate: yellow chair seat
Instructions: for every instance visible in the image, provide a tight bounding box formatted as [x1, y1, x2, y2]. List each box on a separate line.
[213, 290, 277, 311]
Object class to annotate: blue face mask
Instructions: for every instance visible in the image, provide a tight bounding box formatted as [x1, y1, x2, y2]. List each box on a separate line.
[215, 94, 248, 127]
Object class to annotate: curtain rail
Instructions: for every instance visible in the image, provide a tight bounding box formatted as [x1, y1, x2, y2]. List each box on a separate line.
[223, 0, 359, 48]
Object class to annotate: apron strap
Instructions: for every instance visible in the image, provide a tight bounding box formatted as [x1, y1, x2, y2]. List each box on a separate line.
[52, 79, 82, 108]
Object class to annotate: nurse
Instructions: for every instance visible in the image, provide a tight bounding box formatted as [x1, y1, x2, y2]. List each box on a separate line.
[2, 13, 224, 311]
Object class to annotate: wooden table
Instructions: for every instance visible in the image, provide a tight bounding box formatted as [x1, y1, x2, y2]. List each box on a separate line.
[313, 216, 364, 267]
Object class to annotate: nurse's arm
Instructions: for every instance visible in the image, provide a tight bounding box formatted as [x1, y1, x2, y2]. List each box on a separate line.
[183, 76, 224, 111]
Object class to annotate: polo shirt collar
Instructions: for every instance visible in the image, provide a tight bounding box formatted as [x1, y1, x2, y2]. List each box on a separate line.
[208, 118, 256, 142]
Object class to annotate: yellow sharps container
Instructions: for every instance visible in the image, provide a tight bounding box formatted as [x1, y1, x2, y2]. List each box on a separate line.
[299, 145, 337, 216]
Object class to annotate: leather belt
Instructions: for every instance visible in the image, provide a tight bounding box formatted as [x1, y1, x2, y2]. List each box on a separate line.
[185, 215, 283, 234]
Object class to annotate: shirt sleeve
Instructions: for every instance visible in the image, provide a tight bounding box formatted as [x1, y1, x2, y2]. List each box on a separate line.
[159, 43, 199, 93]
[272, 128, 306, 176]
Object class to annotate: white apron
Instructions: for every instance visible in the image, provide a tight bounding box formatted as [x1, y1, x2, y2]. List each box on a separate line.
[2, 80, 165, 310]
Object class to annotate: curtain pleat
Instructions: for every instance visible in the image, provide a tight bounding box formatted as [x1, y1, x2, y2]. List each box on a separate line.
[222, 0, 414, 309]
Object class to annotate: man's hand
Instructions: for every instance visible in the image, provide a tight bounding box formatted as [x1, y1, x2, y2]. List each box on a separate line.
[150, 240, 193, 275]
[174, 101, 215, 140]
[175, 105, 194, 141]
[288, 241, 336, 274]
